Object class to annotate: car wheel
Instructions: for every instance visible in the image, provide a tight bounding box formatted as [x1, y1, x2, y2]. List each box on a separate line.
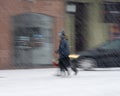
[79, 58, 97, 71]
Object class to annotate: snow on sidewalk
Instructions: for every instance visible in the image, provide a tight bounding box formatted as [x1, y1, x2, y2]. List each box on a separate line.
[0, 68, 120, 96]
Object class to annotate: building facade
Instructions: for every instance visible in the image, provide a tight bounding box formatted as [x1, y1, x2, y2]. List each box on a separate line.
[0, 0, 120, 69]
[65, 0, 120, 53]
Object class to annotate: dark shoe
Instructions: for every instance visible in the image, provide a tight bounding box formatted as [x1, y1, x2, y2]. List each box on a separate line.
[74, 70, 78, 75]
[71, 67, 78, 75]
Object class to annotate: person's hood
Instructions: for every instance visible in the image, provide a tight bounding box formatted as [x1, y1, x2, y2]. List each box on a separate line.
[60, 31, 65, 39]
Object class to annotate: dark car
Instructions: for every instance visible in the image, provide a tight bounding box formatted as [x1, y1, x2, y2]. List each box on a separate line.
[73, 39, 120, 70]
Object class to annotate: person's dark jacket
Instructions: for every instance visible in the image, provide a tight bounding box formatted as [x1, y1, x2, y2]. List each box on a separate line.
[58, 38, 70, 58]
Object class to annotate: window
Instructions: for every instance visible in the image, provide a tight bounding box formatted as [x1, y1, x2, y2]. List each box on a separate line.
[103, 2, 120, 23]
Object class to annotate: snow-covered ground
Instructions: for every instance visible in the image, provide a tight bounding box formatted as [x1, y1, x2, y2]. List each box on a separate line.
[0, 68, 120, 96]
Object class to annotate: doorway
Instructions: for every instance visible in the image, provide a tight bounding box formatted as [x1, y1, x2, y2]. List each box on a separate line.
[75, 3, 88, 52]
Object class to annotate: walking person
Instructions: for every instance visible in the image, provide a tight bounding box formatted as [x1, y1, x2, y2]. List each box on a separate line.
[56, 30, 77, 76]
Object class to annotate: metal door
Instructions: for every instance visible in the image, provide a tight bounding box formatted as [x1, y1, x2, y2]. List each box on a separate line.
[12, 13, 53, 67]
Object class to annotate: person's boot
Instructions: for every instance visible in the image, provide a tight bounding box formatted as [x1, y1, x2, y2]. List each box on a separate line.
[71, 67, 78, 75]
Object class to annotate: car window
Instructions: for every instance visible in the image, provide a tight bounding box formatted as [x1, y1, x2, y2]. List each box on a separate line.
[100, 39, 120, 49]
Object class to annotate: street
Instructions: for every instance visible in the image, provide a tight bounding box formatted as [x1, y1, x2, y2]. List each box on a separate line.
[0, 68, 120, 96]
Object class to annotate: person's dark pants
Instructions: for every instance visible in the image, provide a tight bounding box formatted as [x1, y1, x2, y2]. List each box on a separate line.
[58, 57, 70, 72]
[59, 56, 78, 75]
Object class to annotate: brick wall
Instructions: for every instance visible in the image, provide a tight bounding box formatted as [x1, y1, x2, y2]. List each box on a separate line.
[0, 0, 65, 69]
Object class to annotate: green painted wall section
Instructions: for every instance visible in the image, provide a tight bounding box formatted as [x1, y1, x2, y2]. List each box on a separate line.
[86, 1, 110, 48]
[87, 2, 105, 48]
[65, 14, 76, 53]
